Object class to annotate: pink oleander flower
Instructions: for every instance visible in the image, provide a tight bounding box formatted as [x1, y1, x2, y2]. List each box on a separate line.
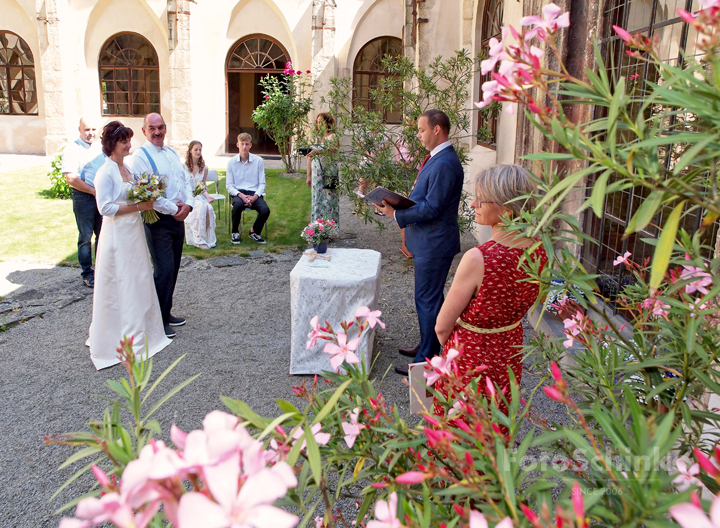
[673, 459, 701, 491]
[470, 510, 513, 528]
[59, 491, 161, 528]
[292, 423, 331, 450]
[613, 250, 631, 266]
[323, 332, 360, 370]
[563, 316, 581, 336]
[543, 386, 564, 402]
[694, 447, 720, 477]
[176, 462, 298, 528]
[689, 299, 709, 317]
[572, 482, 585, 525]
[423, 348, 461, 386]
[642, 297, 670, 318]
[341, 407, 365, 448]
[480, 29, 509, 75]
[670, 493, 720, 528]
[680, 264, 713, 295]
[396, 471, 426, 484]
[613, 25, 633, 42]
[550, 361, 564, 385]
[315, 516, 325, 528]
[520, 3, 570, 40]
[356, 306, 385, 329]
[307, 315, 325, 349]
[367, 492, 401, 528]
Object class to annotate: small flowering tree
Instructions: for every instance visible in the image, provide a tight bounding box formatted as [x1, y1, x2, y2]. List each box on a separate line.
[252, 62, 314, 173]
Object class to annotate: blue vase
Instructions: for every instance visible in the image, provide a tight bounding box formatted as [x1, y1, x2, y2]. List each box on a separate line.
[313, 240, 328, 254]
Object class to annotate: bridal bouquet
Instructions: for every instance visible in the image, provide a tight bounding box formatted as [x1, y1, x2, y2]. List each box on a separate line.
[301, 218, 338, 244]
[127, 172, 167, 224]
[192, 180, 206, 197]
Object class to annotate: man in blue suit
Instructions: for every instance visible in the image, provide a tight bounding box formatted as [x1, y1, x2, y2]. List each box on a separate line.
[377, 109, 464, 375]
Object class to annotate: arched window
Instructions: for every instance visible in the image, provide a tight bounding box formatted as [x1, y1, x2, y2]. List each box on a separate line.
[353, 37, 402, 124]
[0, 31, 38, 115]
[477, 0, 504, 147]
[227, 35, 289, 71]
[99, 33, 160, 116]
[225, 35, 290, 153]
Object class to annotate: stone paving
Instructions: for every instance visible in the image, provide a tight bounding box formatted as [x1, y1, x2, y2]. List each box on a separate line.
[0, 186, 567, 526]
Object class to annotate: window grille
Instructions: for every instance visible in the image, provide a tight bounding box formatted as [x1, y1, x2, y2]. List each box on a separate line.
[227, 36, 289, 71]
[352, 37, 403, 124]
[580, 0, 718, 303]
[476, 0, 504, 147]
[99, 33, 160, 117]
[0, 31, 38, 115]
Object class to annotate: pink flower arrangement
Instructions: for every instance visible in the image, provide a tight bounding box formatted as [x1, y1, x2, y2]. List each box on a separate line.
[301, 218, 339, 244]
[59, 411, 299, 528]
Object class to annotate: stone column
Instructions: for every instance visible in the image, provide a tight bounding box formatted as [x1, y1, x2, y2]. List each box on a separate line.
[311, 0, 336, 114]
[167, 0, 193, 151]
[36, 0, 69, 155]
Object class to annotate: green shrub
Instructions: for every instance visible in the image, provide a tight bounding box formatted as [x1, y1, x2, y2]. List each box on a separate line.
[47, 150, 71, 199]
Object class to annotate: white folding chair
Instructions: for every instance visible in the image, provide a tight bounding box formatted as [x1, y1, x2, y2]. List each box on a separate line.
[205, 169, 226, 223]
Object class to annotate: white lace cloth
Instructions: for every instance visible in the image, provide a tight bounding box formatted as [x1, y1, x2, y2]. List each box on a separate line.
[290, 248, 381, 375]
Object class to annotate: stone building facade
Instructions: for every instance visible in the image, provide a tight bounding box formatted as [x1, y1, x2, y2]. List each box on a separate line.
[1, 0, 530, 178]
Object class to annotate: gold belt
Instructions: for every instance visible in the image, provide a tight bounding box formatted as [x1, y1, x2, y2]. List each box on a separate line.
[456, 318, 521, 334]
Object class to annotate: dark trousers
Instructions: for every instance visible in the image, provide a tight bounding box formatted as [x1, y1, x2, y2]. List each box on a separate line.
[71, 188, 102, 280]
[232, 192, 270, 234]
[412, 256, 455, 363]
[144, 213, 185, 322]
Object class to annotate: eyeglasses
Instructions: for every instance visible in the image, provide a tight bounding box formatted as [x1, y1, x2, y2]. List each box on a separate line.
[476, 201, 496, 204]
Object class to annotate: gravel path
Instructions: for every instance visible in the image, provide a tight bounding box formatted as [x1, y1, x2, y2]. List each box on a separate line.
[0, 198, 565, 526]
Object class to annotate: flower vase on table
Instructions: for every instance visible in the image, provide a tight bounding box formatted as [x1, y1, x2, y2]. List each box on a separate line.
[313, 241, 329, 254]
[301, 218, 338, 254]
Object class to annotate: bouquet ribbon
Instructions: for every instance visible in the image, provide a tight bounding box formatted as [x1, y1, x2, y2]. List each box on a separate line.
[304, 250, 332, 262]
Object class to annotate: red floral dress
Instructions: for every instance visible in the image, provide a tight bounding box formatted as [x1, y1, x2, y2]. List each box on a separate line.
[434, 241, 548, 416]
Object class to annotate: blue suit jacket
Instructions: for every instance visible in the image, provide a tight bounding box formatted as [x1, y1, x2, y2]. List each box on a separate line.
[395, 146, 464, 259]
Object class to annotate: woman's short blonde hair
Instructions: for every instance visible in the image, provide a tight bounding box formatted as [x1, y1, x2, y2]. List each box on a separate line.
[474, 164, 537, 217]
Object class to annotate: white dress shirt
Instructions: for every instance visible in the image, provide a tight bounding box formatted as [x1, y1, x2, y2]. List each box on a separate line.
[430, 140, 452, 157]
[61, 137, 102, 179]
[130, 140, 194, 215]
[226, 153, 266, 197]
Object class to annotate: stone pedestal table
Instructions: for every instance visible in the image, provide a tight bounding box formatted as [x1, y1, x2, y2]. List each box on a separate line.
[290, 248, 381, 375]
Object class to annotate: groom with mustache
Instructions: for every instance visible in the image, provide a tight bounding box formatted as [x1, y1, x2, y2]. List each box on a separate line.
[130, 113, 194, 339]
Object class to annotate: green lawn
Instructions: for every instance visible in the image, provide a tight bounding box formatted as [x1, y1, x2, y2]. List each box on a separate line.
[0, 166, 310, 264]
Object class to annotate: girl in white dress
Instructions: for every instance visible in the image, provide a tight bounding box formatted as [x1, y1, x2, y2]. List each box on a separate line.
[88, 121, 172, 370]
[183, 140, 217, 249]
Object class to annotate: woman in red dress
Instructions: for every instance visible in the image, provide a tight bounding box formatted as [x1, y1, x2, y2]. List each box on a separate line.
[433, 164, 547, 415]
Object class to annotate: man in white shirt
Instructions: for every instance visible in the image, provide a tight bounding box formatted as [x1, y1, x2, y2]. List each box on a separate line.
[130, 112, 194, 338]
[62, 117, 103, 288]
[226, 133, 270, 244]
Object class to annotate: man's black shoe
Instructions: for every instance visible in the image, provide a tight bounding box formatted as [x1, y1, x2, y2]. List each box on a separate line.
[399, 345, 419, 358]
[164, 323, 176, 338]
[395, 365, 409, 376]
[249, 232, 266, 244]
[83, 278, 94, 288]
[168, 315, 186, 327]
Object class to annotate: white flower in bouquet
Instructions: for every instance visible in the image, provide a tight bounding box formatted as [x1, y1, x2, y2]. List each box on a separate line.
[127, 171, 167, 224]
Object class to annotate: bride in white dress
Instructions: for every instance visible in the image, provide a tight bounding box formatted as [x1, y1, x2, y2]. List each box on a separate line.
[183, 140, 217, 249]
[88, 121, 172, 370]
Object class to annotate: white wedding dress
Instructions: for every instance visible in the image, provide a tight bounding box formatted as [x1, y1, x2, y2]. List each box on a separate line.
[87, 159, 172, 370]
[184, 165, 217, 248]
